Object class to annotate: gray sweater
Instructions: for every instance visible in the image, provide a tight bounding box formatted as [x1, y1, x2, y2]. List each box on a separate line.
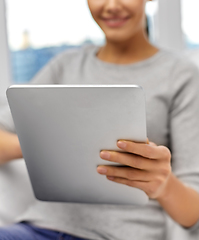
[1, 45, 199, 240]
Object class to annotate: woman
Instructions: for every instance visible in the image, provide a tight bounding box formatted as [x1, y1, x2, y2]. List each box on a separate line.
[0, 0, 199, 239]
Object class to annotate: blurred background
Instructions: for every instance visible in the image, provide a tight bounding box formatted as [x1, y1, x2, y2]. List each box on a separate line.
[0, 0, 199, 100]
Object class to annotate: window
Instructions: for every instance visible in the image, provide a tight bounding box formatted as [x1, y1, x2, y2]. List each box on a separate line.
[6, 0, 157, 83]
[145, 0, 158, 44]
[181, 0, 199, 48]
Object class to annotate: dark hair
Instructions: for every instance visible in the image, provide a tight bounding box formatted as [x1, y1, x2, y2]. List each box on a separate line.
[145, 16, 149, 37]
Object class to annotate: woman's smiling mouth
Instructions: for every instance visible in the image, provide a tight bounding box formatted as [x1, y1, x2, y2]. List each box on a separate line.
[101, 16, 130, 28]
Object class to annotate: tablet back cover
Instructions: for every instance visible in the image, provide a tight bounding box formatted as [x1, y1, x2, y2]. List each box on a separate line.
[7, 85, 148, 205]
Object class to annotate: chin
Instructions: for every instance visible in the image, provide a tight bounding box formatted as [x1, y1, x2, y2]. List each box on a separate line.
[103, 27, 139, 44]
[105, 34, 134, 44]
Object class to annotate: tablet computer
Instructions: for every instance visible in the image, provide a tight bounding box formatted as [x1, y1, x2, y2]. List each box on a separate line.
[6, 85, 148, 205]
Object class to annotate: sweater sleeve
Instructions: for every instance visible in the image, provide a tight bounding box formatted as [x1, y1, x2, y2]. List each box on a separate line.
[169, 59, 199, 232]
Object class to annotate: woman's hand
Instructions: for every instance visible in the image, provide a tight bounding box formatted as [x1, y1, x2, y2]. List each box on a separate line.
[97, 140, 172, 199]
[0, 129, 22, 165]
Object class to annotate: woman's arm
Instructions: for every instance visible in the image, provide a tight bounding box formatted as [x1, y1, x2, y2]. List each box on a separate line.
[0, 128, 22, 164]
[157, 172, 199, 227]
[97, 140, 199, 228]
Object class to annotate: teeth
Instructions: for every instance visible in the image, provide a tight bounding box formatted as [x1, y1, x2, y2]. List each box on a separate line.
[107, 19, 123, 23]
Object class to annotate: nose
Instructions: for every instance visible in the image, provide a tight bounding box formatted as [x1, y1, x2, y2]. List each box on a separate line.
[104, 0, 122, 14]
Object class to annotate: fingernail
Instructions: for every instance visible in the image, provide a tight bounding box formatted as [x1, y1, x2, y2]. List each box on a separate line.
[107, 176, 114, 181]
[97, 167, 107, 174]
[100, 151, 110, 160]
[117, 141, 127, 149]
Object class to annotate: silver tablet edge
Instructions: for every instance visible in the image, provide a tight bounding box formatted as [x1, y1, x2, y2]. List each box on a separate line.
[7, 84, 142, 89]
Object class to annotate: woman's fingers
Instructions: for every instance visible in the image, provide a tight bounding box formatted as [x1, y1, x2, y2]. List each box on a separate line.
[100, 151, 160, 171]
[98, 140, 172, 199]
[106, 176, 149, 194]
[97, 165, 151, 182]
[117, 140, 171, 161]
